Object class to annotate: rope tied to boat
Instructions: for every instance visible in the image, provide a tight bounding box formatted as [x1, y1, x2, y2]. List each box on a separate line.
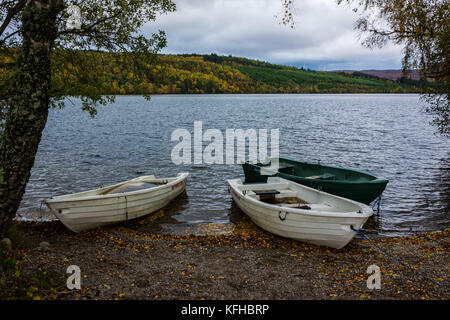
[350, 226, 448, 292]
[371, 195, 382, 214]
[418, 233, 450, 250]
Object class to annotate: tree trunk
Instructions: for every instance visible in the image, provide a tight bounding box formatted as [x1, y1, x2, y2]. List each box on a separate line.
[0, 0, 61, 237]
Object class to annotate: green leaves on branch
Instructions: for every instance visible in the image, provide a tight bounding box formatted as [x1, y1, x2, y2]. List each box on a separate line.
[0, 0, 176, 116]
[336, 0, 449, 136]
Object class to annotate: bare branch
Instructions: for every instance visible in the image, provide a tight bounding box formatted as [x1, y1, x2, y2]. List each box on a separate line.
[0, 0, 26, 38]
[57, 7, 126, 36]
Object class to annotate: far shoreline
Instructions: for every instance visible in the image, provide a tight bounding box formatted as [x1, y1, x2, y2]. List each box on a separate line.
[76, 92, 425, 97]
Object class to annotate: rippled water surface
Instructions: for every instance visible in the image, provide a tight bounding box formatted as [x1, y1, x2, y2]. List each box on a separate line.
[19, 94, 450, 236]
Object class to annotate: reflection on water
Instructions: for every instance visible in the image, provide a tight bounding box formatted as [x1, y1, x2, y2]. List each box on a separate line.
[18, 94, 450, 237]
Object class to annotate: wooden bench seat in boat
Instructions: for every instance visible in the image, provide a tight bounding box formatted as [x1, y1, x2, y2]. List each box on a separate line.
[275, 190, 297, 199]
[306, 173, 335, 180]
[253, 190, 280, 196]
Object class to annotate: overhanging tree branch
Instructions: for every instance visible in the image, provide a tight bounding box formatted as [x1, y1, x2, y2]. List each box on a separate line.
[0, 0, 26, 38]
[57, 7, 126, 37]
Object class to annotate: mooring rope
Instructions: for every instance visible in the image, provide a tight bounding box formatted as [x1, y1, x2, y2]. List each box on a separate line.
[417, 233, 450, 250]
[351, 226, 448, 292]
[371, 195, 382, 214]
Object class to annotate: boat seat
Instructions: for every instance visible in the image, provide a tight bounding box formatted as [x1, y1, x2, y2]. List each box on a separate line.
[275, 190, 297, 199]
[253, 190, 280, 196]
[103, 182, 159, 195]
[306, 173, 335, 180]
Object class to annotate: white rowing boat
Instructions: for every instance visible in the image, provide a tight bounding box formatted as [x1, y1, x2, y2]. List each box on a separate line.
[227, 176, 373, 249]
[45, 172, 189, 233]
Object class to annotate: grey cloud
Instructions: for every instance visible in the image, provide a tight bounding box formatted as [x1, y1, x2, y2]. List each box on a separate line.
[145, 0, 403, 70]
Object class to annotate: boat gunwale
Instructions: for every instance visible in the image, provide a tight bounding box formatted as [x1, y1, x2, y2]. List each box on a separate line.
[227, 178, 373, 219]
[45, 172, 189, 204]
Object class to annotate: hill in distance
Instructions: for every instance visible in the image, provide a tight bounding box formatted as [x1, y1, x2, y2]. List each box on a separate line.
[144, 53, 428, 94]
[340, 69, 421, 81]
[24, 52, 432, 96]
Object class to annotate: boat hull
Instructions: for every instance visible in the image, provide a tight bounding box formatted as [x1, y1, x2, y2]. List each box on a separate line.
[242, 158, 388, 204]
[45, 173, 188, 233]
[228, 177, 373, 249]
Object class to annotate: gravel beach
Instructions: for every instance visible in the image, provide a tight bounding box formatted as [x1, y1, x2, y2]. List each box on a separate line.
[0, 214, 448, 300]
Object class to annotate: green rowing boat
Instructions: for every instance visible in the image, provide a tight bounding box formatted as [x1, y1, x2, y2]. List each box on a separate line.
[242, 157, 388, 204]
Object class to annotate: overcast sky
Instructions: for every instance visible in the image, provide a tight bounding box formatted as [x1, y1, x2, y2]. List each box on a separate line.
[144, 0, 403, 71]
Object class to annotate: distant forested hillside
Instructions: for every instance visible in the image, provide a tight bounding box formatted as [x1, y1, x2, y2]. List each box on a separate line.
[0, 52, 431, 96]
[343, 69, 422, 81]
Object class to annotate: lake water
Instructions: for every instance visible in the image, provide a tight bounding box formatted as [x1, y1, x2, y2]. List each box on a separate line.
[18, 94, 450, 237]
